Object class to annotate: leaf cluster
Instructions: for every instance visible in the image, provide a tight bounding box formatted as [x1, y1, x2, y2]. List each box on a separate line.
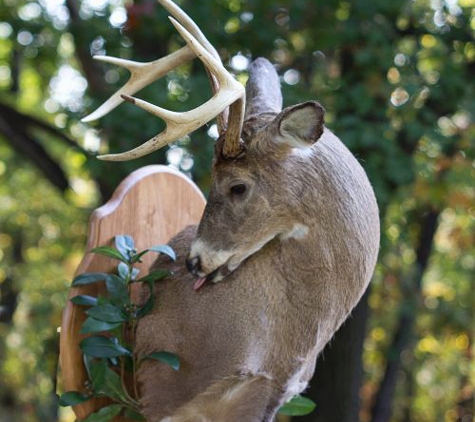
[58, 235, 179, 422]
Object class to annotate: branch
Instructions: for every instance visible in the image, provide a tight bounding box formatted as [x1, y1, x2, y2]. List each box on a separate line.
[0, 103, 87, 153]
[0, 113, 69, 191]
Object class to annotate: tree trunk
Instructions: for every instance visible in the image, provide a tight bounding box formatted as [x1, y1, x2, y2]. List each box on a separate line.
[298, 288, 370, 422]
[371, 209, 440, 422]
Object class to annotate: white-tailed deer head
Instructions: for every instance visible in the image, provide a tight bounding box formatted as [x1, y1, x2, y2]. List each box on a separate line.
[84, 1, 380, 420]
[186, 90, 326, 288]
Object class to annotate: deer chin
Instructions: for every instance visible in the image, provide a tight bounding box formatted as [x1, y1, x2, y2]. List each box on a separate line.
[192, 232, 280, 290]
[193, 256, 241, 290]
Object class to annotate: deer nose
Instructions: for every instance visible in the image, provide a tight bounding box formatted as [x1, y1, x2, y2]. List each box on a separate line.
[186, 256, 201, 275]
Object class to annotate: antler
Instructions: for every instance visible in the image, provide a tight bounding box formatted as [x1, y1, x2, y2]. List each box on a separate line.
[80, 46, 195, 124]
[83, 0, 245, 161]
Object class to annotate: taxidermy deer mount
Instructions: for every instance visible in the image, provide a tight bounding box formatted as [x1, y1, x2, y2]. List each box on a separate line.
[81, 0, 380, 420]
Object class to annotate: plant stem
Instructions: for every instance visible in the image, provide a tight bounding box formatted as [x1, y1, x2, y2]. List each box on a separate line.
[120, 355, 140, 408]
[132, 342, 139, 400]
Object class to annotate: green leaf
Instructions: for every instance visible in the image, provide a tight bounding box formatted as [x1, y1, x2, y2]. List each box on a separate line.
[136, 294, 154, 319]
[117, 262, 129, 280]
[135, 280, 154, 318]
[80, 336, 132, 358]
[58, 391, 91, 407]
[136, 270, 171, 283]
[278, 395, 316, 416]
[117, 262, 140, 283]
[83, 354, 94, 380]
[148, 244, 176, 261]
[105, 275, 129, 303]
[90, 359, 130, 403]
[115, 235, 135, 261]
[96, 296, 111, 305]
[72, 273, 108, 286]
[70, 295, 98, 306]
[141, 351, 180, 371]
[131, 249, 148, 263]
[90, 246, 128, 263]
[80, 404, 123, 422]
[98, 366, 130, 403]
[80, 317, 122, 334]
[89, 359, 107, 392]
[123, 408, 146, 421]
[130, 267, 140, 280]
[86, 304, 128, 323]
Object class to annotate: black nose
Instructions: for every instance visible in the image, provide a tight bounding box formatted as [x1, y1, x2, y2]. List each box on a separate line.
[186, 256, 201, 275]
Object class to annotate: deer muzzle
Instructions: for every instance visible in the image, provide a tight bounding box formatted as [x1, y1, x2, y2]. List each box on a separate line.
[185, 239, 239, 289]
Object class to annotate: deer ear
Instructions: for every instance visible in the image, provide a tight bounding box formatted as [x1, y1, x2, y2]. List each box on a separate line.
[275, 101, 325, 149]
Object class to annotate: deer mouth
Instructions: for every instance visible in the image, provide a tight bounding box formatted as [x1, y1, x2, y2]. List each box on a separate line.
[192, 259, 234, 291]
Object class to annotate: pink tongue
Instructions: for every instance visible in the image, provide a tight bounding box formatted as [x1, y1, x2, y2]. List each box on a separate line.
[193, 277, 207, 291]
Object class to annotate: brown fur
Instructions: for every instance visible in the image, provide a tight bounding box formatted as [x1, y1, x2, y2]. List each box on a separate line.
[158, 374, 273, 422]
[135, 59, 380, 421]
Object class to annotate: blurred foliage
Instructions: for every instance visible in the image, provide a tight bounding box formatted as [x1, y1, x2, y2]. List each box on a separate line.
[0, 0, 474, 421]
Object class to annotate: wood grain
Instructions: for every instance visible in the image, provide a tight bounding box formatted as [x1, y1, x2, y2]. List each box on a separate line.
[59, 165, 206, 420]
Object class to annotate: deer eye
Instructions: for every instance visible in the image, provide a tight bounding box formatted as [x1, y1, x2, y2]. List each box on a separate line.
[230, 183, 247, 196]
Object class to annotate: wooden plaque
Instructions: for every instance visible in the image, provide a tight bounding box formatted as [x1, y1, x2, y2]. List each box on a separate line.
[59, 165, 206, 420]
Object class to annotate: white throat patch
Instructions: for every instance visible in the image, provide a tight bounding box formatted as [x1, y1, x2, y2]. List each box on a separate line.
[280, 223, 309, 240]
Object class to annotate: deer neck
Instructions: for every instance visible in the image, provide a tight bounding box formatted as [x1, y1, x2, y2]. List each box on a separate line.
[267, 131, 378, 314]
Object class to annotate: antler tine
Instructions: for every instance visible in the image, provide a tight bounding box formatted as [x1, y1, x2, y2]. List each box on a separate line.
[97, 17, 244, 161]
[156, 0, 227, 133]
[96, 100, 196, 161]
[169, 18, 237, 97]
[157, 0, 219, 62]
[81, 46, 195, 123]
